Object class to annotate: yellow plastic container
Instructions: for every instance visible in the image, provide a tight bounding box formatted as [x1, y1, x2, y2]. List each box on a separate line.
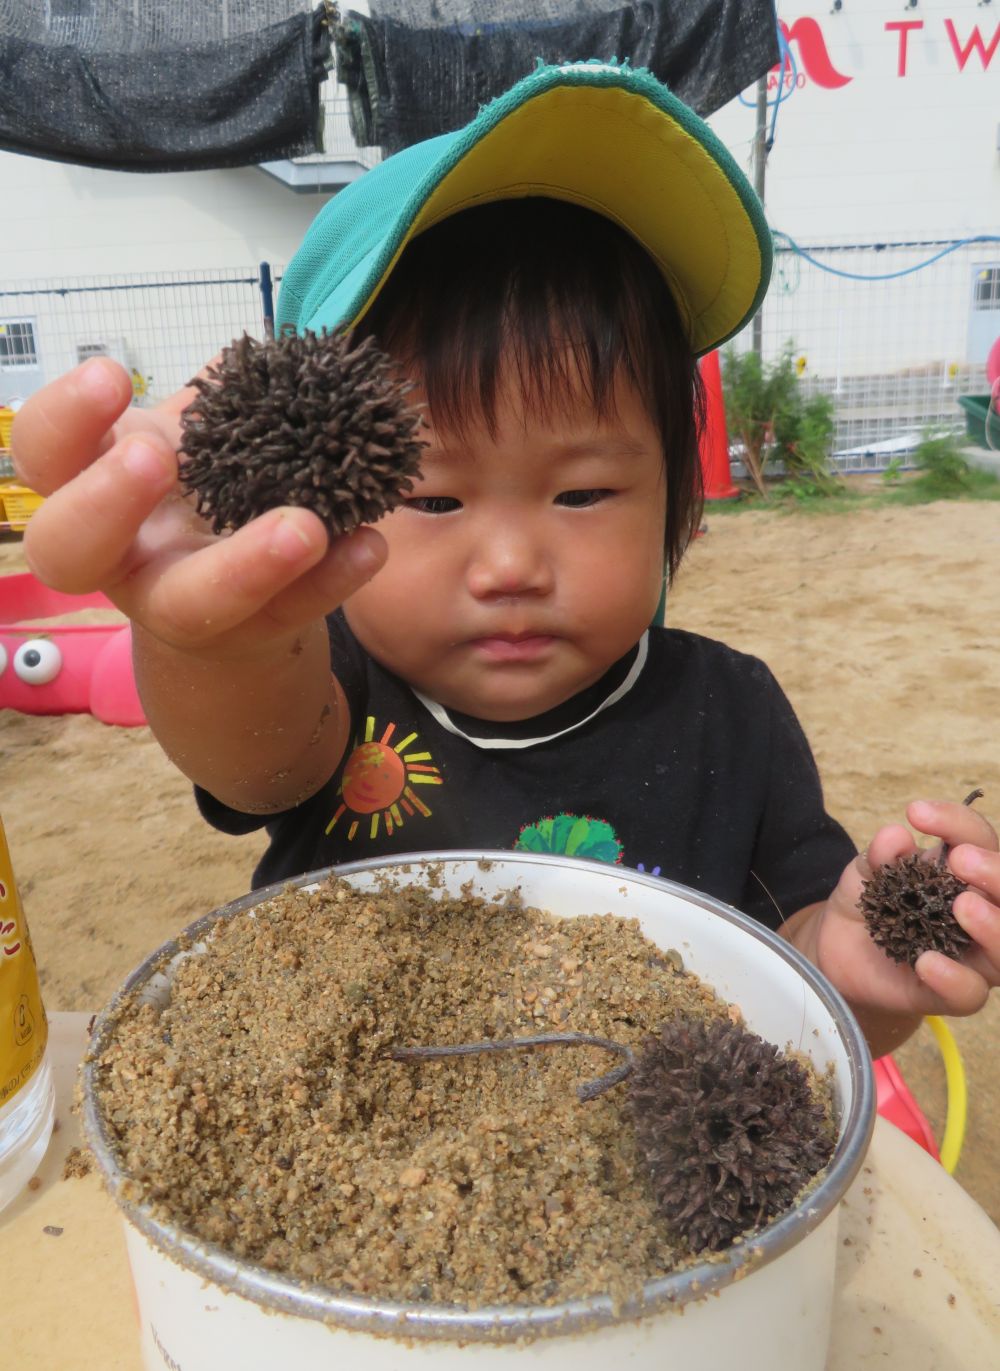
[0, 816, 55, 1212]
[0, 481, 44, 532]
[0, 407, 13, 452]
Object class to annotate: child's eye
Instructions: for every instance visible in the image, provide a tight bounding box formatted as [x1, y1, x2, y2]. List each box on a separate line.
[405, 496, 463, 514]
[555, 489, 612, 508]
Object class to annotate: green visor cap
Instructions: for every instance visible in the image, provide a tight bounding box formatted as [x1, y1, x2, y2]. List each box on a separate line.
[277, 59, 772, 356]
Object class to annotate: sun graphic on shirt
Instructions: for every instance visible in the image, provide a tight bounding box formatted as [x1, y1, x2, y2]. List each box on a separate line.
[325, 715, 442, 842]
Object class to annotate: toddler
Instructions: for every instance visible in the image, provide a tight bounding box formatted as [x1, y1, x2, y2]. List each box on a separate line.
[12, 63, 998, 1057]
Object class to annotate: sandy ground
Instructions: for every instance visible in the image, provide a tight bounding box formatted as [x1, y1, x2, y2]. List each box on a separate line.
[2, 500, 998, 1223]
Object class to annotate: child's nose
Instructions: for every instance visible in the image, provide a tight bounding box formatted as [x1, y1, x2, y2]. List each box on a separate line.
[466, 523, 553, 599]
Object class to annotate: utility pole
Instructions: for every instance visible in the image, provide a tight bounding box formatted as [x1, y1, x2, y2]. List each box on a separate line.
[751, 75, 768, 359]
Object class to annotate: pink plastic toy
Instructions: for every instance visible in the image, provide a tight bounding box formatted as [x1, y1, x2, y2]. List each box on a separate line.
[873, 1055, 940, 1162]
[0, 573, 146, 727]
[987, 335, 1000, 401]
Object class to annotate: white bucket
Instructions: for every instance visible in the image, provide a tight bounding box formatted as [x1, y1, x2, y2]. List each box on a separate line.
[81, 852, 875, 1371]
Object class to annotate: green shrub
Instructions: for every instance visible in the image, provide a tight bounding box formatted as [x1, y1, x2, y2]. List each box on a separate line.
[911, 428, 977, 497]
[722, 346, 838, 498]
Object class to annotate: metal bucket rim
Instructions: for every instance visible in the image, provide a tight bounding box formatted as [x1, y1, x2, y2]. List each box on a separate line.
[81, 850, 875, 1343]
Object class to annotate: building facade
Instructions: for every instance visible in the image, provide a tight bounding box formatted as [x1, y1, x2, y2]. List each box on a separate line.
[2, 1, 998, 444]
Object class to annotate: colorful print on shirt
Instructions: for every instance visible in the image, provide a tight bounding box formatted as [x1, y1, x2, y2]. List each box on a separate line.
[325, 714, 443, 843]
[515, 813, 624, 864]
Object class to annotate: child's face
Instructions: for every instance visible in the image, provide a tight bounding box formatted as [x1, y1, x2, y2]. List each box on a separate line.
[344, 368, 667, 721]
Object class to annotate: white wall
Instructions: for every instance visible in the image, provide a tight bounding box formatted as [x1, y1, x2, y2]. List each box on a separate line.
[0, 153, 341, 406]
[707, 0, 1000, 376]
[708, 0, 1000, 240]
[5, 1, 997, 277]
[2, 0, 997, 393]
[2, 153, 332, 281]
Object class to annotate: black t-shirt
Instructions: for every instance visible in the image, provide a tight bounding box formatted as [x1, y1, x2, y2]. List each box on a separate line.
[197, 612, 856, 931]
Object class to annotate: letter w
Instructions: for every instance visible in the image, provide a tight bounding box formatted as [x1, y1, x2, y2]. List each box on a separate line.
[945, 21, 1000, 72]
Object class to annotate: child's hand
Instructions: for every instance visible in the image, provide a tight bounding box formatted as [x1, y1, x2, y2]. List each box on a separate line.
[811, 799, 999, 1034]
[11, 358, 386, 662]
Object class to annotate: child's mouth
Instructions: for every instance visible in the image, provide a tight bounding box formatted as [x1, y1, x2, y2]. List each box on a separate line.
[469, 634, 556, 662]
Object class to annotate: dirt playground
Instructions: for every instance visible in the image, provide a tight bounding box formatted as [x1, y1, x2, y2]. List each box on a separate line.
[1, 500, 998, 1224]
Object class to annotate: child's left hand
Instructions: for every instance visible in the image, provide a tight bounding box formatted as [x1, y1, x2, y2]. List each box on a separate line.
[804, 798, 999, 1040]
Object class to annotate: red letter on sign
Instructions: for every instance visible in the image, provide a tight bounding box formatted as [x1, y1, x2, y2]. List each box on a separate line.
[945, 21, 1000, 72]
[886, 20, 924, 77]
[779, 18, 852, 88]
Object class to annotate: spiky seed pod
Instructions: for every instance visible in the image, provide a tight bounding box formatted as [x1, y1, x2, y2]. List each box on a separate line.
[178, 329, 426, 536]
[859, 853, 971, 966]
[629, 1017, 835, 1253]
[858, 789, 984, 967]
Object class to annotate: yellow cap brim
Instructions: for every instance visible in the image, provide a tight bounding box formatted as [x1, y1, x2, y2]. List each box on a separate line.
[282, 63, 771, 355]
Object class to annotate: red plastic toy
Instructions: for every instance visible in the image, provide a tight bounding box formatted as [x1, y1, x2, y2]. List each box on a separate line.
[873, 1055, 940, 1161]
[987, 334, 1000, 399]
[0, 573, 146, 727]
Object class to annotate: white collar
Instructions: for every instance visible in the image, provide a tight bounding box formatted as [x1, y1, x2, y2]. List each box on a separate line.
[411, 632, 649, 751]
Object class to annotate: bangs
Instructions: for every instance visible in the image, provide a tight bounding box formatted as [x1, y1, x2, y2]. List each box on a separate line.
[358, 198, 705, 577]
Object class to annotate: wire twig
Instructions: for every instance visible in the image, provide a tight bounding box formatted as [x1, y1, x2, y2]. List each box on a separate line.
[388, 1032, 635, 1102]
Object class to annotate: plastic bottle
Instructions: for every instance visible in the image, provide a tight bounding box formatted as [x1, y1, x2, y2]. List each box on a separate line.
[0, 816, 55, 1212]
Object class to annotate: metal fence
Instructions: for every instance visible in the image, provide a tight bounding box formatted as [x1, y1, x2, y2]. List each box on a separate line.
[0, 78, 380, 416]
[2, 230, 997, 473]
[0, 268, 271, 411]
[741, 232, 998, 469]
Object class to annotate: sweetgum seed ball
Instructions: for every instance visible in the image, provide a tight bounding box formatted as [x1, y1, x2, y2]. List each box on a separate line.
[178, 329, 426, 536]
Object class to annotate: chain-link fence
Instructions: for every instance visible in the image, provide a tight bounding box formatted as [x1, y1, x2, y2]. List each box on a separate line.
[2, 231, 996, 471]
[0, 268, 272, 412]
[738, 233, 998, 470]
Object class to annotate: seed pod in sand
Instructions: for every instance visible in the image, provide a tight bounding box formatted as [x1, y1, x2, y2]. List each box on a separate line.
[628, 1016, 835, 1252]
[858, 789, 984, 967]
[178, 328, 426, 536]
[391, 1018, 835, 1254]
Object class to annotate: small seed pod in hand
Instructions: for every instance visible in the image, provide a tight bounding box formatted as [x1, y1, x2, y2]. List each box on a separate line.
[628, 1016, 835, 1252]
[858, 789, 984, 967]
[178, 329, 426, 536]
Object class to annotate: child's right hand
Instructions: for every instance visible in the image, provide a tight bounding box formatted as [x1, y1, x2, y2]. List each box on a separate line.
[11, 358, 387, 663]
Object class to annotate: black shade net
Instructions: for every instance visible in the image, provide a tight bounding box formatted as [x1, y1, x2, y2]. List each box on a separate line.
[0, 2, 332, 171]
[335, 1, 779, 153]
[0, 1, 776, 171]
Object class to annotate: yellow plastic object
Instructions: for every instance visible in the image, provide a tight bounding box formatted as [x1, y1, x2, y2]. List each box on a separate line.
[0, 483, 42, 530]
[0, 481, 44, 532]
[926, 1015, 967, 1175]
[0, 406, 13, 451]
